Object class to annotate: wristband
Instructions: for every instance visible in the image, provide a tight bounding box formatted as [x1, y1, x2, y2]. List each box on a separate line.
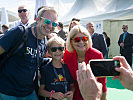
[49, 90, 55, 100]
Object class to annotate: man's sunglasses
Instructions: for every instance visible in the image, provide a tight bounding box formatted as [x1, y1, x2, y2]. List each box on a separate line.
[71, 36, 89, 42]
[50, 47, 64, 52]
[18, 9, 27, 13]
[122, 27, 126, 29]
[41, 17, 57, 27]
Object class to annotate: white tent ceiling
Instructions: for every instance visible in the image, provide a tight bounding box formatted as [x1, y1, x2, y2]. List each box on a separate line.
[60, 0, 133, 25]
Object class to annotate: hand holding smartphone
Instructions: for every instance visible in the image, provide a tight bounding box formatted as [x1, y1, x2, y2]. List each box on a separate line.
[89, 59, 120, 77]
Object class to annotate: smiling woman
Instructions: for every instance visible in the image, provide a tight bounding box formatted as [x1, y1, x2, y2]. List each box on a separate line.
[63, 25, 107, 100]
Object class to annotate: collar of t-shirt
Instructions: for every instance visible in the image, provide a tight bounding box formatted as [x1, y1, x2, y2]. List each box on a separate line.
[20, 21, 29, 26]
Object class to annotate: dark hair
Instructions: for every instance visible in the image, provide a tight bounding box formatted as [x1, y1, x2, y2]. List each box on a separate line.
[37, 6, 46, 14]
[72, 18, 80, 22]
[2, 24, 9, 29]
[103, 32, 107, 35]
[58, 22, 63, 29]
[103, 32, 108, 38]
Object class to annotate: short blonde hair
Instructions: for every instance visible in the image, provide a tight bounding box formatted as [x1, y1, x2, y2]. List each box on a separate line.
[47, 36, 65, 48]
[66, 25, 92, 52]
[38, 6, 57, 18]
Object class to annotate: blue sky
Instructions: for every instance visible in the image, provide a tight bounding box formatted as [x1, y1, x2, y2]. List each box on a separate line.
[0, 0, 75, 20]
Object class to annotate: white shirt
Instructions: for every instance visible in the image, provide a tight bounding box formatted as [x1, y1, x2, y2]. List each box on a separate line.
[10, 19, 34, 29]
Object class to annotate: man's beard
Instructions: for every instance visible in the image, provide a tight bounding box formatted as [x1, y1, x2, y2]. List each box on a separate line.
[39, 26, 55, 36]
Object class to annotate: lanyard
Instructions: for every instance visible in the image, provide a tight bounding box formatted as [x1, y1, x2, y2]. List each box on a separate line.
[123, 32, 127, 42]
[34, 27, 39, 67]
[53, 66, 68, 93]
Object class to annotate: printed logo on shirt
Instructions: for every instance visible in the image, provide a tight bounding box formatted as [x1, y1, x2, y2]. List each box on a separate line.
[51, 74, 67, 86]
[26, 47, 37, 57]
[54, 74, 66, 82]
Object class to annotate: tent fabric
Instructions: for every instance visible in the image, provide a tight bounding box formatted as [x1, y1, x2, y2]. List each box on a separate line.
[81, 8, 133, 24]
[34, 0, 47, 20]
[60, 0, 133, 25]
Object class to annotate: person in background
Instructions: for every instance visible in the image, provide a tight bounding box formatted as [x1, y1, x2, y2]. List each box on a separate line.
[118, 25, 133, 66]
[86, 22, 107, 57]
[63, 25, 107, 100]
[2, 24, 9, 34]
[0, 30, 3, 34]
[11, 5, 34, 28]
[39, 36, 74, 100]
[103, 32, 110, 58]
[68, 20, 80, 32]
[57, 22, 66, 40]
[0, 30, 3, 38]
[71, 18, 80, 22]
[76, 56, 133, 100]
[0, 6, 58, 100]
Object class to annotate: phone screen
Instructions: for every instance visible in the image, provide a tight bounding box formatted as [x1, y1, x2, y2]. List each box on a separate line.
[89, 59, 120, 77]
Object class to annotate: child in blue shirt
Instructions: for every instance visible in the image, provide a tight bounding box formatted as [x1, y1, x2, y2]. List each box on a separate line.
[39, 36, 74, 100]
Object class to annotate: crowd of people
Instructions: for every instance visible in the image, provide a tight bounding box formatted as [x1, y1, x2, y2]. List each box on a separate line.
[0, 5, 133, 100]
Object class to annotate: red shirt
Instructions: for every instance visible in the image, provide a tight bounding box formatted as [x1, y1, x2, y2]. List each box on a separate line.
[63, 48, 107, 100]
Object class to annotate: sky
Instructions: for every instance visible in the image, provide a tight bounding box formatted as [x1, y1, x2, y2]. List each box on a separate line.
[0, 0, 75, 20]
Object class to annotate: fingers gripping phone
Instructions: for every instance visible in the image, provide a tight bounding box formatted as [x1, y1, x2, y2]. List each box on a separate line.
[89, 59, 120, 77]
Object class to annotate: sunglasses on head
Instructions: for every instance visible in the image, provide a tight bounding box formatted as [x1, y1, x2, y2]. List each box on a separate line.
[41, 17, 57, 27]
[50, 47, 64, 52]
[18, 9, 27, 13]
[71, 36, 89, 42]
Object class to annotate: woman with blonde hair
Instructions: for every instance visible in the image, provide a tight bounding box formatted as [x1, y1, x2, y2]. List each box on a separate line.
[63, 25, 107, 100]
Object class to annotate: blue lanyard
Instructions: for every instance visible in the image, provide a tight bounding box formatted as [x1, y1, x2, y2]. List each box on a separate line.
[34, 26, 37, 37]
[123, 32, 127, 42]
[34, 27, 46, 58]
[34, 27, 39, 67]
[53, 66, 68, 93]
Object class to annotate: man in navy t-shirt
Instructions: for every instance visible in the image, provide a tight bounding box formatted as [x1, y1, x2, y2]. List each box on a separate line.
[0, 6, 58, 100]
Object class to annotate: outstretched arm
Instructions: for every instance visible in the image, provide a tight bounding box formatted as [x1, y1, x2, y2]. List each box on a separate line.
[77, 62, 103, 100]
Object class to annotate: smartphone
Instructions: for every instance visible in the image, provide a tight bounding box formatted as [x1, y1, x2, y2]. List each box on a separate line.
[89, 59, 120, 77]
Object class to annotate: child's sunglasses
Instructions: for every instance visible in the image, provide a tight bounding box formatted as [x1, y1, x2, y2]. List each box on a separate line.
[71, 36, 89, 42]
[50, 47, 64, 52]
[41, 17, 57, 27]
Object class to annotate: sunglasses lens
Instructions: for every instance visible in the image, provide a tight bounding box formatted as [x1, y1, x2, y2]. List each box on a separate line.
[58, 47, 64, 51]
[50, 47, 57, 52]
[23, 9, 27, 12]
[18, 10, 22, 13]
[52, 22, 57, 27]
[73, 37, 88, 42]
[82, 37, 88, 42]
[50, 47, 64, 52]
[74, 37, 80, 42]
[122, 28, 126, 29]
[44, 19, 51, 25]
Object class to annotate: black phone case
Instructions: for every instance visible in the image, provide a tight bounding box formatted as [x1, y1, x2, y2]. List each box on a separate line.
[90, 60, 120, 77]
